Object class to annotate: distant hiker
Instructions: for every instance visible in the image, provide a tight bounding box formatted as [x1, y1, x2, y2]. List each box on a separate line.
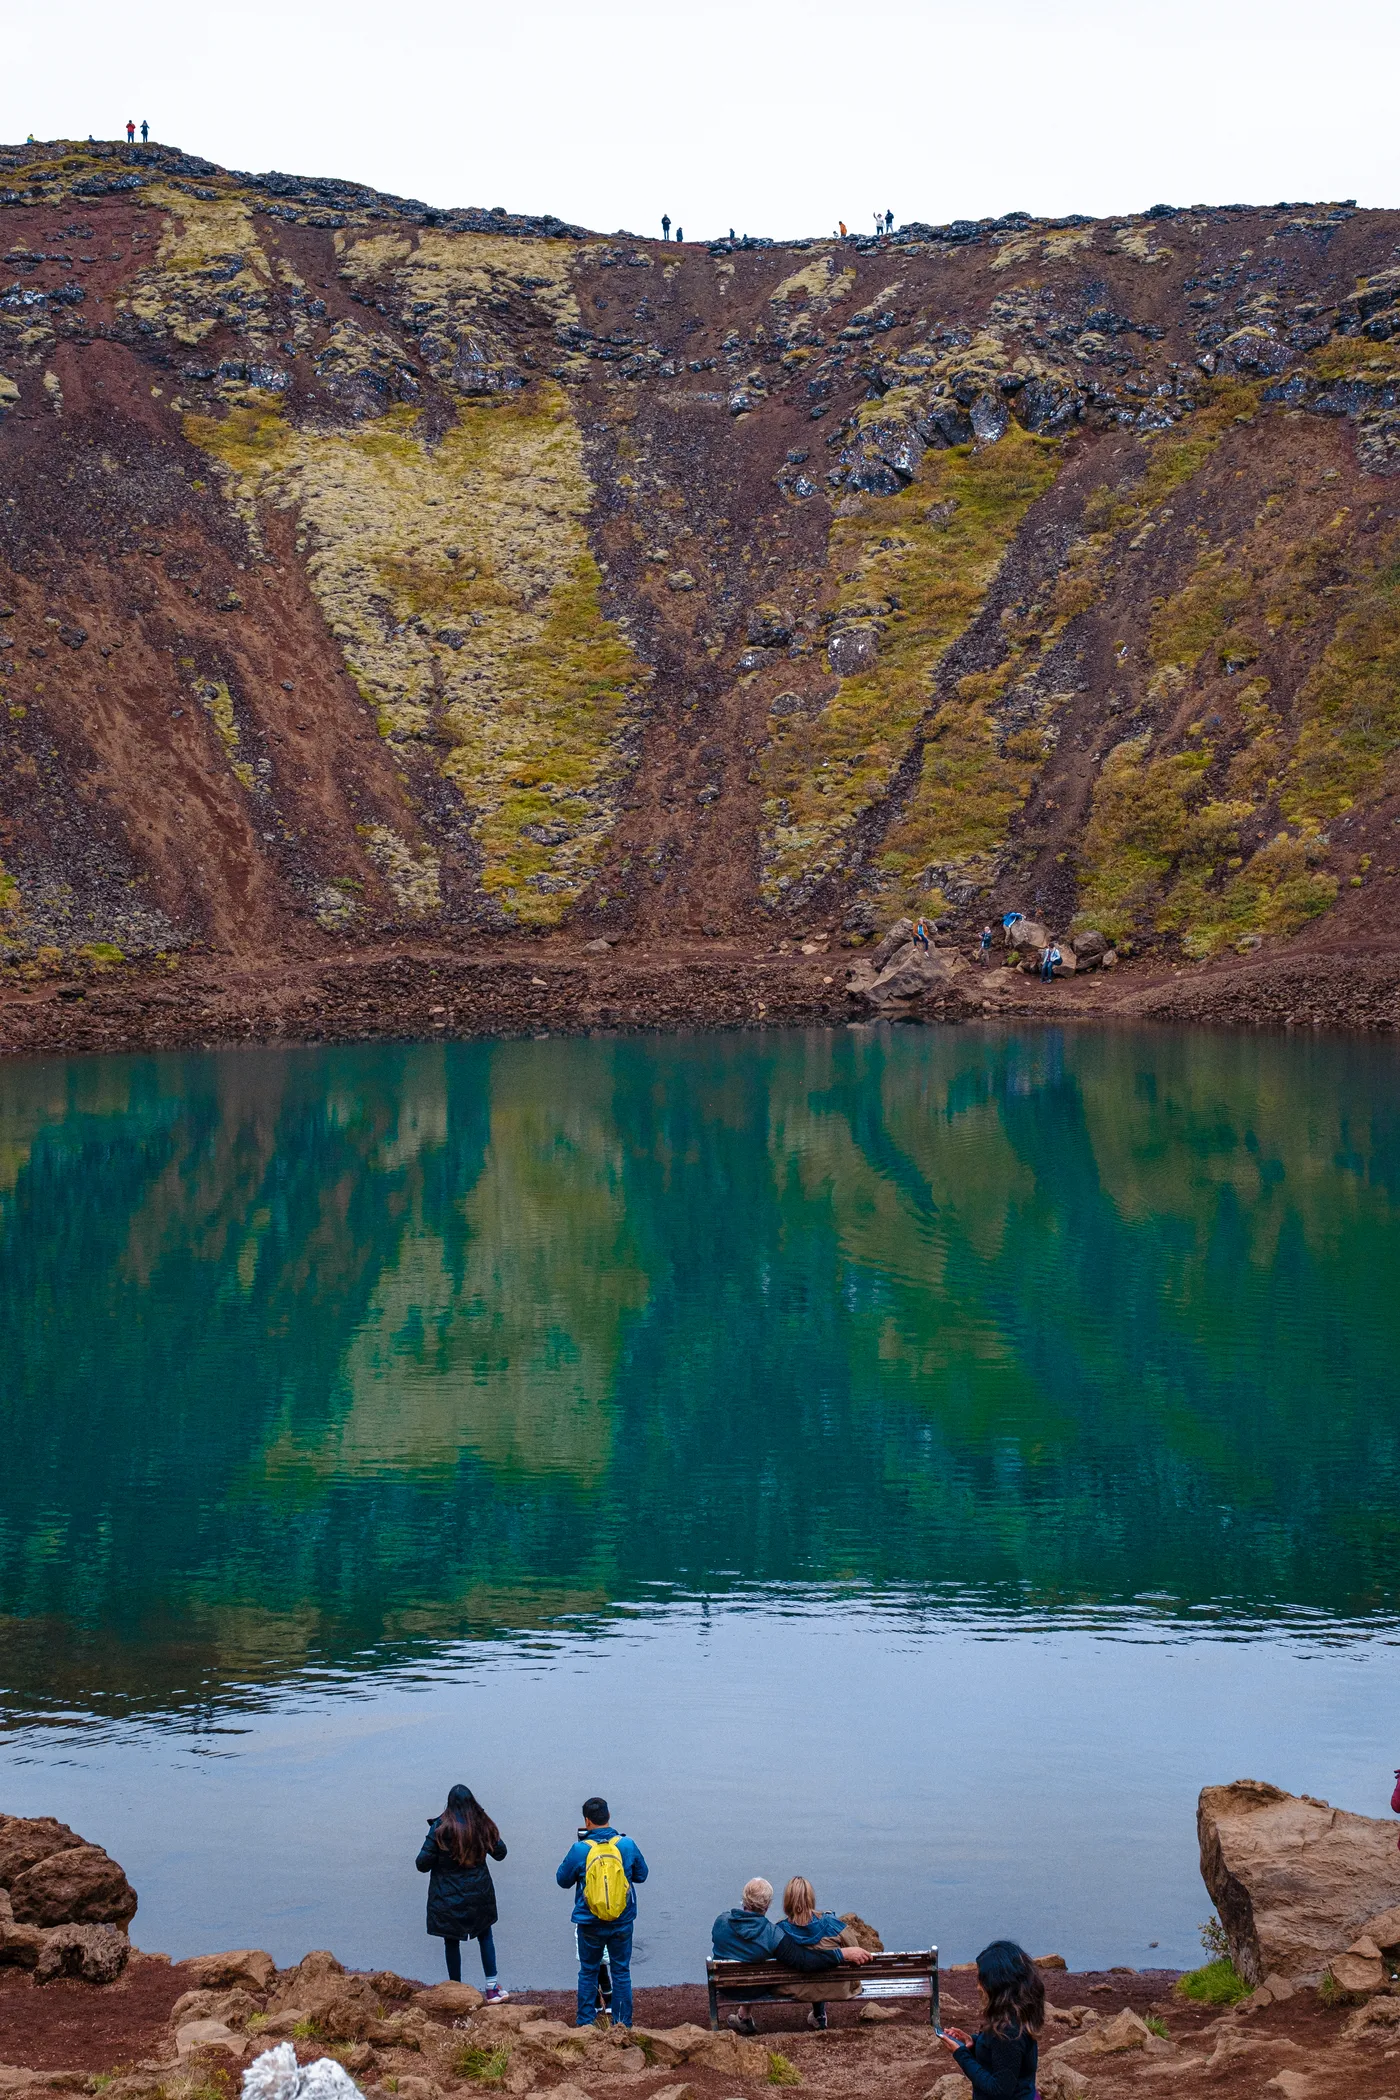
[140, 119, 149, 142]
[914, 916, 931, 953]
[939, 1939, 1044, 2099]
[729, 226, 736, 241]
[557, 1795, 648, 2030]
[873, 211, 882, 235]
[416, 1784, 509, 2003]
[1040, 943, 1062, 983]
[980, 924, 994, 963]
[886, 208, 894, 233]
[839, 220, 847, 237]
[675, 226, 682, 242]
[125, 119, 135, 143]
[711, 1876, 872, 2036]
[661, 214, 671, 240]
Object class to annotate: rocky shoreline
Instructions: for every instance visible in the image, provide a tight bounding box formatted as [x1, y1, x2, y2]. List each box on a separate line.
[2, 924, 1399, 1062]
[2, 1791, 1398, 2100]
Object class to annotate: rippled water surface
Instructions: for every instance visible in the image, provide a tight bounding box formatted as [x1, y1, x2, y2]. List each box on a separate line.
[2, 1026, 1398, 1980]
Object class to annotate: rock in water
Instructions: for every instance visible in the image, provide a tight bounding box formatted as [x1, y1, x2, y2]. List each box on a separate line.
[1198, 1779, 1400, 1983]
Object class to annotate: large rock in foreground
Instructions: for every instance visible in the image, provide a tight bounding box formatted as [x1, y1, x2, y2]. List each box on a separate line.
[0, 1812, 137, 1937]
[1199, 1780, 1400, 1984]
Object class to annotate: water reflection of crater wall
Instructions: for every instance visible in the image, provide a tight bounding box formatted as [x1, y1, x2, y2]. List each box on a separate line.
[1, 1027, 1397, 1715]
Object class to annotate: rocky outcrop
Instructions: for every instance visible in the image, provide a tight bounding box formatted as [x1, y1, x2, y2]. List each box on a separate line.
[0, 1813, 137, 1926]
[1198, 1779, 1400, 1984]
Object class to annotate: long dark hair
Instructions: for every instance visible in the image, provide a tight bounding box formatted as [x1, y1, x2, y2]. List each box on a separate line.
[976, 1940, 1045, 2038]
[434, 1784, 500, 1868]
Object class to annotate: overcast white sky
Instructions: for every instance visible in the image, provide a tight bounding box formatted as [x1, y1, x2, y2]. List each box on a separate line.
[5, 0, 1398, 241]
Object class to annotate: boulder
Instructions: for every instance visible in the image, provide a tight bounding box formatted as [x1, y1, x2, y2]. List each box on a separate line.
[0, 1920, 46, 1968]
[1265, 2074, 1319, 2100]
[646, 2086, 697, 2100]
[871, 918, 916, 970]
[1327, 1951, 1385, 1994]
[683, 2029, 765, 2076]
[174, 2020, 244, 2062]
[1005, 919, 1048, 950]
[34, 1923, 130, 1985]
[367, 1972, 417, 2002]
[170, 1989, 265, 2028]
[1087, 2010, 1151, 2055]
[1198, 1779, 1400, 1983]
[868, 948, 965, 1005]
[411, 1982, 483, 2017]
[838, 1911, 884, 1950]
[1071, 931, 1109, 962]
[0, 1817, 86, 1888]
[181, 1950, 276, 1993]
[1038, 2066, 1094, 2100]
[9, 1845, 137, 1927]
[858, 2002, 901, 2020]
[630, 2029, 686, 2067]
[1358, 1902, 1400, 1953]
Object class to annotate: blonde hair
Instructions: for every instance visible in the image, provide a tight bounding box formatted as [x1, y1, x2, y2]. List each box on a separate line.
[783, 1876, 817, 1927]
[742, 1877, 774, 1913]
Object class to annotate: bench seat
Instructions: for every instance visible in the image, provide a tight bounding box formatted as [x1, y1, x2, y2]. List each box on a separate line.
[706, 1947, 939, 2029]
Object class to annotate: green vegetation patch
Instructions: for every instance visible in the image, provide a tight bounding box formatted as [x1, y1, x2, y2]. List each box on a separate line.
[766, 2051, 802, 2086]
[1284, 544, 1400, 822]
[1175, 1958, 1251, 2006]
[759, 427, 1062, 902]
[452, 2045, 510, 2086]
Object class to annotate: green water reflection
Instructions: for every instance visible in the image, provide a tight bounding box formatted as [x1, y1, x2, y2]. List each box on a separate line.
[2, 1026, 1398, 1718]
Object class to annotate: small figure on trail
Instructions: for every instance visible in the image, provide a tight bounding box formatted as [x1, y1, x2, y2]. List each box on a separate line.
[874, 211, 882, 235]
[557, 1796, 649, 2030]
[140, 119, 148, 143]
[125, 119, 135, 143]
[417, 1783, 510, 2003]
[939, 1939, 1044, 2097]
[980, 924, 994, 963]
[839, 220, 847, 237]
[914, 916, 931, 953]
[1040, 943, 1062, 983]
[729, 226, 736, 240]
[675, 225, 682, 242]
[661, 213, 671, 240]
[885, 208, 894, 233]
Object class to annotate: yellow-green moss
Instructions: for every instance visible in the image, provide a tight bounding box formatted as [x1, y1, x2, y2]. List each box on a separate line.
[1082, 383, 1260, 537]
[1283, 544, 1400, 821]
[1074, 736, 1212, 941]
[759, 428, 1062, 901]
[0, 857, 18, 915]
[185, 384, 647, 923]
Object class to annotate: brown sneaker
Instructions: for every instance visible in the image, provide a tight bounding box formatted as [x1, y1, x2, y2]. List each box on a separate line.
[726, 2011, 759, 2036]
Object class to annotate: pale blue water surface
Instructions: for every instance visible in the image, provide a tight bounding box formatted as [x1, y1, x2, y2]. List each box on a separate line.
[2, 1025, 1398, 1983]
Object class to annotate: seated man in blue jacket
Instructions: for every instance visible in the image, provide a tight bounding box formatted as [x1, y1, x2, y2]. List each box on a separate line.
[711, 1877, 871, 2033]
[556, 1795, 649, 2029]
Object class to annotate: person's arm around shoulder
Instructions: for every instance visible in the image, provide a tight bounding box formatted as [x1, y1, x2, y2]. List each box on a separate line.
[556, 1840, 585, 1889]
[773, 1929, 869, 1972]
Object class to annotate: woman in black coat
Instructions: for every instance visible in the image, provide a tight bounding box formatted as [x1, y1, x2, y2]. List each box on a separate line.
[939, 1939, 1043, 2099]
[416, 1784, 508, 2001]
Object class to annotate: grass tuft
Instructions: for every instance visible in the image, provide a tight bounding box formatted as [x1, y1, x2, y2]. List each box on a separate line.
[452, 2046, 510, 2086]
[766, 2051, 801, 2086]
[1175, 1959, 1250, 2006]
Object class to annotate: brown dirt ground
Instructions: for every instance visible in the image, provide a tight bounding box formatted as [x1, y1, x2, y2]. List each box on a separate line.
[2, 1958, 1398, 2100]
[2, 921, 1398, 1062]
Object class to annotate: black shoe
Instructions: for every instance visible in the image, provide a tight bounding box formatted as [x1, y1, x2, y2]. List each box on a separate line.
[805, 2006, 828, 2031]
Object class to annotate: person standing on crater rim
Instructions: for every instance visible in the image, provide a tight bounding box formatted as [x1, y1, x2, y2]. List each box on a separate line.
[125, 118, 135, 142]
[661, 213, 671, 240]
[886, 208, 894, 233]
[417, 1783, 510, 2003]
[140, 119, 148, 142]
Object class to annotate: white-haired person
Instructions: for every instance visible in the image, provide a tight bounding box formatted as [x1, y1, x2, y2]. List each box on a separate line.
[710, 1876, 871, 2034]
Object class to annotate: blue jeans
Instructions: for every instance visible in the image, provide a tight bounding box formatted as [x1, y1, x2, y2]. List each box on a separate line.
[444, 1928, 497, 1983]
[576, 1918, 633, 2027]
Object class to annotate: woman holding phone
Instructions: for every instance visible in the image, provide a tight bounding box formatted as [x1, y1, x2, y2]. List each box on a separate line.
[938, 1939, 1043, 2099]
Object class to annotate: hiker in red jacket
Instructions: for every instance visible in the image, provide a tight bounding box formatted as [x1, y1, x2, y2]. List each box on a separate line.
[125, 119, 135, 143]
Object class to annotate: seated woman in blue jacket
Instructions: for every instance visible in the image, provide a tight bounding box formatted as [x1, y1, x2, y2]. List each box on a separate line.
[939, 1939, 1044, 2100]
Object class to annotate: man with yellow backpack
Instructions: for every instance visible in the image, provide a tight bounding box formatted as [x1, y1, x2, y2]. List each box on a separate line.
[556, 1795, 650, 2028]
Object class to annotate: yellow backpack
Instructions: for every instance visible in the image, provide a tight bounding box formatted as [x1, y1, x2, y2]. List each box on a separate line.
[583, 1835, 630, 1921]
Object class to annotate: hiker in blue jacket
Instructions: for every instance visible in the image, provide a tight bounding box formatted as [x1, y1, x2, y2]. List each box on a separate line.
[556, 1795, 648, 2029]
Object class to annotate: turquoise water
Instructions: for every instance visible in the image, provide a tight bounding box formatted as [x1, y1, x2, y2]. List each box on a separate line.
[1, 1026, 1398, 1981]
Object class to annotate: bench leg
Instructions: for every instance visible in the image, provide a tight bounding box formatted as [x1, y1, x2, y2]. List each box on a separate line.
[930, 1967, 941, 2029]
[708, 1977, 719, 2032]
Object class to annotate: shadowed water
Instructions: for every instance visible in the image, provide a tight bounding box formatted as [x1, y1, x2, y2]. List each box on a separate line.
[1, 1025, 1397, 1978]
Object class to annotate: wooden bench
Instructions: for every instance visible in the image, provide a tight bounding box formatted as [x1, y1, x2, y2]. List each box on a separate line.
[706, 1947, 940, 2030]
